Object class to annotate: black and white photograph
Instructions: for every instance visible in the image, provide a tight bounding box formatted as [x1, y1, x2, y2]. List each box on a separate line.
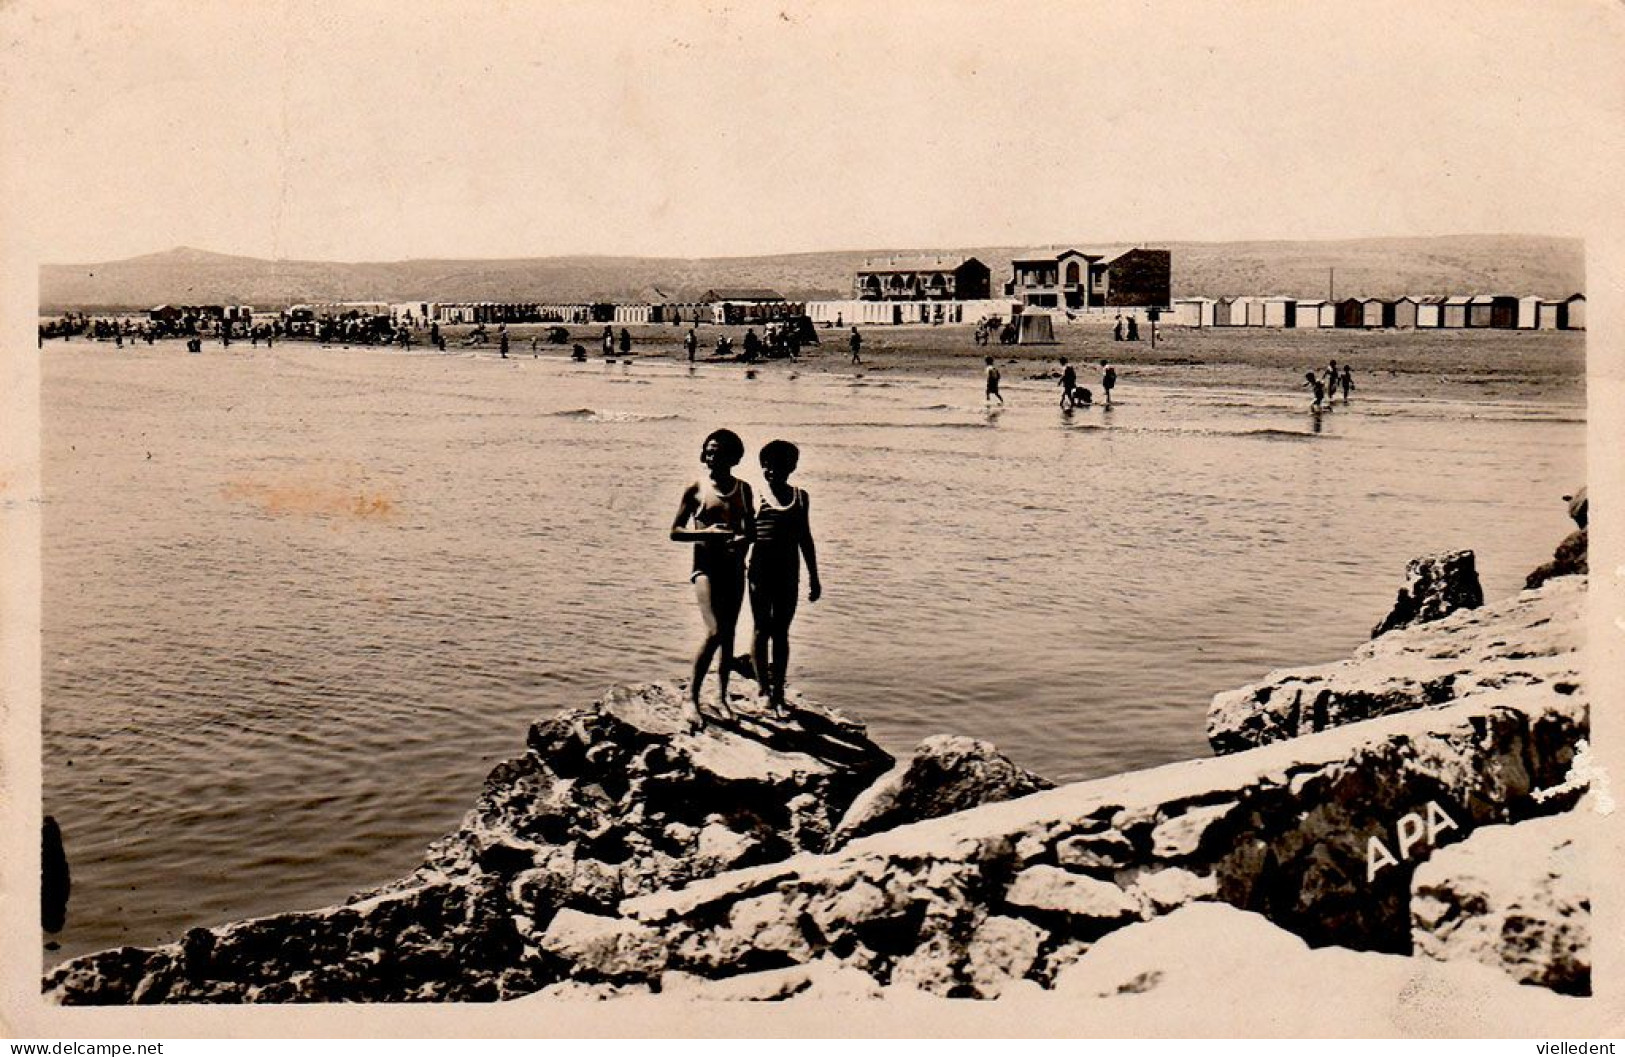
[2, 0, 1621, 1040]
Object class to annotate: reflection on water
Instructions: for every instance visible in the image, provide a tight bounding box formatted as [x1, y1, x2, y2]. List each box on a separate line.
[41, 343, 1583, 960]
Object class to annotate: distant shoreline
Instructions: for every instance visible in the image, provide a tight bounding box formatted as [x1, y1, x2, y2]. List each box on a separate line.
[40, 322, 1587, 407]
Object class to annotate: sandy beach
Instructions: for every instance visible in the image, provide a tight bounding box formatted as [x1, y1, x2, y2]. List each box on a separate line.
[392, 320, 1585, 406]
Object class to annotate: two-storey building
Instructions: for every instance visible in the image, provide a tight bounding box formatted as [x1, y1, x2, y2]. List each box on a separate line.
[1003, 248, 1171, 309]
[853, 256, 992, 302]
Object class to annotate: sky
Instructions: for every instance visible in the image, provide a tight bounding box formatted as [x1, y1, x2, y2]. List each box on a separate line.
[2, 0, 1623, 263]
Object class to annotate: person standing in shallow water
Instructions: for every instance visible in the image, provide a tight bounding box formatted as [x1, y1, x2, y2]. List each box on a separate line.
[849, 325, 863, 364]
[671, 429, 755, 724]
[1306, 370, 1326, 411]
[1100, 360, 1117, 406]
[749, 440, 821, 715]
[985, 355, 1003, 404]
[1340, 364, 1354, 402]
[1058, 356, 1077, 409]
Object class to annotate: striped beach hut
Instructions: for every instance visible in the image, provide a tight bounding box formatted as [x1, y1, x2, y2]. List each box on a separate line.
[1361, 298, 1390, 329]
[1263, 297, 1296, 328]
[1442, 296, 1472, 328]
[1390, 296, 1420, 329]
[1416, 296, 1446, 328]
[1293, 299, 1326, 329]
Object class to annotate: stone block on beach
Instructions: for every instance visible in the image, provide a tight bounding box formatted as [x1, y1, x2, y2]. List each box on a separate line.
[829, 734, 1053, 848]
[1411, 809, 1590, 995]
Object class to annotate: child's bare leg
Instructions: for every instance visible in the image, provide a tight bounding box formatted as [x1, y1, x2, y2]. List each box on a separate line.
[715, 619, 737, 716]
[752, 626, 772, 697]
[711, 578, 744, 719]
[770, 629, 791, 707]
[691, 577, 722, 712]
[749, 587, 772, 697]
[768, 586, 799, 710]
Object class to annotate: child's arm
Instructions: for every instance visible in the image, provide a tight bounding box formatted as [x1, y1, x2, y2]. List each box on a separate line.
[800, 492, 821, 602]
[739, 483, 757, 547]
[670, 485, 730, 542]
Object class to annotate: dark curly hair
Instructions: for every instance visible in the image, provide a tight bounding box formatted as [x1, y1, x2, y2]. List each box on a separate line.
[701, 428, 745, 466]
[759, 439, 800, 471]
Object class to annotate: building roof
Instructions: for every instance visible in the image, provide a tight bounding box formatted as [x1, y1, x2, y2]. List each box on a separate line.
[1010, 249, 1100, 264]
[701, 288, 786, 302]
[857, 256, 985, 274]
[1444, 295, 1473, 306]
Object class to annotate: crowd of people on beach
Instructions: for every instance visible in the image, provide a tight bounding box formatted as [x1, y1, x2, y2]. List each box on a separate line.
[672, 429, 821, 725]
[48, 309, 1363, 420]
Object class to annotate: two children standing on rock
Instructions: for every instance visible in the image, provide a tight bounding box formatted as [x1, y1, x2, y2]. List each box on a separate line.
[671, 429, 821, 726]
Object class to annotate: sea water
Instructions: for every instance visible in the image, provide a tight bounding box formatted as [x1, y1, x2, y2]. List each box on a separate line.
[40, 342, 1583, 960]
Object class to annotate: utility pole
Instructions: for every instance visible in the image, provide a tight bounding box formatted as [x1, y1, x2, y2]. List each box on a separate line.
[1328, 267, 1335, 302]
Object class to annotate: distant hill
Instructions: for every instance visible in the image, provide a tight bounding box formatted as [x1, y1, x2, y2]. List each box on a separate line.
[39, 235, 1584, 311]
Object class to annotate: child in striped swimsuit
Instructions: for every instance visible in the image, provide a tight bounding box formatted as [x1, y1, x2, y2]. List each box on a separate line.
[749, 440, 822, 714]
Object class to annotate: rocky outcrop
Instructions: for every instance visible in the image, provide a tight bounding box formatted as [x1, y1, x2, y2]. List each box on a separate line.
[1527, 487, 1589, 589]
[532, 904, 1598, 1033]
[1411, 808, 1590, 995]
[1207, 575, 1581, 755]
[829, 735, 1053, 848]
[578, 664, 1585, 999]
[44, 683, 893, 1004]
[1039, 903, 1592, 1034]
[43, 573, 1590, 1007]
[1372, 550, 1484, 638]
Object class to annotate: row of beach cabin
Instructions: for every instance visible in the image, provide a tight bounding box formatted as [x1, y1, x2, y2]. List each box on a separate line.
[1172, 294, 1585, 331]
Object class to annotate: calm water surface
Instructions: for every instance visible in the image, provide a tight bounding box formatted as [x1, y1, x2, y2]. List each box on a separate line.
[41, 342, 1583, 960]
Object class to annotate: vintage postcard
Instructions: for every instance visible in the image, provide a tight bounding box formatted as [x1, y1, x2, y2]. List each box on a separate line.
[2, 0, 1621, 1040]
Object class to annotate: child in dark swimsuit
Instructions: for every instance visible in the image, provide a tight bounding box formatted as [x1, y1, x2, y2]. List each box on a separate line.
[671, 429, 755, 722]
[1305, 371, 1325, 410]
[748, 440, 821, 714]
